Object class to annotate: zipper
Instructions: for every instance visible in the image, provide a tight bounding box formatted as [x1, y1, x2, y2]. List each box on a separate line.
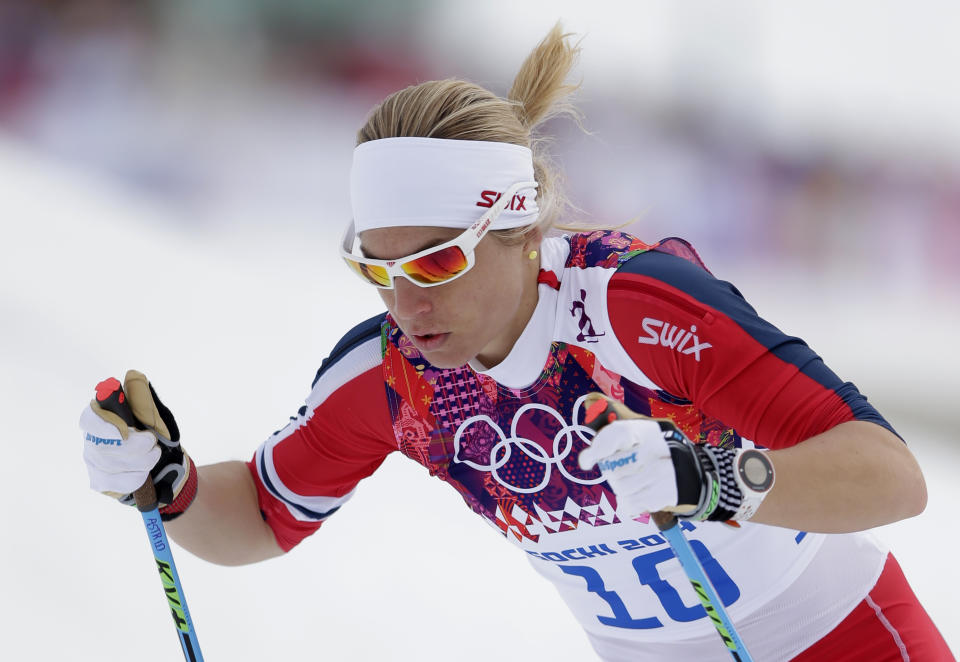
[611, 277, 712, 321]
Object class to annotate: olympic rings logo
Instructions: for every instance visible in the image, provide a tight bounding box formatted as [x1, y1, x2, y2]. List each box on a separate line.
[452, 394, 604, 494]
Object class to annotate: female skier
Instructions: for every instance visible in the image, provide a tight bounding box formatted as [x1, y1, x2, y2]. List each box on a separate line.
[81, 23, 953, 661]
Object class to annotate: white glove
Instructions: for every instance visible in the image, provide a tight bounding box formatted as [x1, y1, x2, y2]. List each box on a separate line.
[578, 419, 684, 518]
[579, 395, 775, 523]
[80, 371, 196, 519]
[81, 403, 162, 497]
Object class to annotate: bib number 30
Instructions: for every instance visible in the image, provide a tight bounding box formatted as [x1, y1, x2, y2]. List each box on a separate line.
[560, 539, 741, 629]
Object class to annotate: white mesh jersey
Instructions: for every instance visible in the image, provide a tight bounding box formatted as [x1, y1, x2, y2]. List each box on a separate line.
[250, 232, 894, 660]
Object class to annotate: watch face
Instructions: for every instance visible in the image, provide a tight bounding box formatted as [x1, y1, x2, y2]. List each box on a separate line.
[738, 449, 774, 492]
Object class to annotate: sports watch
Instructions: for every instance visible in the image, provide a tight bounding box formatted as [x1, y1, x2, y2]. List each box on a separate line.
[732, 449, 775, 521]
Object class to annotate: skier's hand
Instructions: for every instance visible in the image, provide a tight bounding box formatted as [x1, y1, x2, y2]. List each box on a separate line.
[81, 370, 197, 520]
[578, 416, 687, 517]
[578, 394, 771, 522]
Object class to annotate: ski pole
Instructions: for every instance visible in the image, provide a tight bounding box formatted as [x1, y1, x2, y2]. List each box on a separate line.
[95, 379, 205, 662]
[583, 394, 754, 662]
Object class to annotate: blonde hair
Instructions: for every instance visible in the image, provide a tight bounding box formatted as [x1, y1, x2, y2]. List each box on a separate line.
[356, 22, 583, 243]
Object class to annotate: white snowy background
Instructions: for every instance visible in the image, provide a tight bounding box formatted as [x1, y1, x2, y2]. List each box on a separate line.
[2, 2, 958, 660]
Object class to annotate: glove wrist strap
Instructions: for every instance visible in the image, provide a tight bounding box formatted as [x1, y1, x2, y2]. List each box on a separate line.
[158, 454, 198, 522]
[685, 445, 743, 522]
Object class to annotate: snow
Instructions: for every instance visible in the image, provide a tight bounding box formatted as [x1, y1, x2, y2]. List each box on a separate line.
[1, 136, 956, 660]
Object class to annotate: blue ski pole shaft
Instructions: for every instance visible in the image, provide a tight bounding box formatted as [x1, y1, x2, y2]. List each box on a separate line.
[653, 512, 754, 662]
[583, 393, 754, 662]
[134, 480, 204, 662]
[96, 381, 204, 662]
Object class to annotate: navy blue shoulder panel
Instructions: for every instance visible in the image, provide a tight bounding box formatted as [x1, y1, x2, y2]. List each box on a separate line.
[273, 312, 386, 435]
[619, 249, 819, 358]
[618, 250, 765, 342]
[311, 312, 387, 388]
[616, 250, 898, 437]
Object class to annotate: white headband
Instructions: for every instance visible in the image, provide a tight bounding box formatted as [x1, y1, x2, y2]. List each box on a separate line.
[350, 137, 539, 232]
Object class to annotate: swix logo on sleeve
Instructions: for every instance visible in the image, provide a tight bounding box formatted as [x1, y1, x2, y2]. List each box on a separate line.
[476, 190, 528, 211]
[638, 318, 712, 361]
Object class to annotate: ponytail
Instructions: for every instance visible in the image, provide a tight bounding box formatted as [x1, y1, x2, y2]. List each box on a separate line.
[508, 22, 582, 133]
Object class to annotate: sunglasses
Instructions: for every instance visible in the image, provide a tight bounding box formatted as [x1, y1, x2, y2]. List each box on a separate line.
[340, 180, 538, 289]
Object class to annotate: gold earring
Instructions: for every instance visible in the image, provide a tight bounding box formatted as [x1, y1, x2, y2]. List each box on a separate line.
[528, 250, 538, 260]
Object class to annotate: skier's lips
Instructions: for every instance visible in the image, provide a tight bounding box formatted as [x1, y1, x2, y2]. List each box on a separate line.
[410, 332, 451, 351]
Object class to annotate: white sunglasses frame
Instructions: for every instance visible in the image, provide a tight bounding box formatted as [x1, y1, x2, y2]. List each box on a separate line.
[340, 180, 538, 289]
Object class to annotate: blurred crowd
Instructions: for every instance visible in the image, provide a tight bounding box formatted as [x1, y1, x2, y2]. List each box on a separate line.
[557, 104, 960, 296]
[2, 0, 957, 294]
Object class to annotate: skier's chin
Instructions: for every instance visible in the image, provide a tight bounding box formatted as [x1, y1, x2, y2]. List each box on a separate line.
[420, 350, 470, 370]
[418, 340, 474, 370]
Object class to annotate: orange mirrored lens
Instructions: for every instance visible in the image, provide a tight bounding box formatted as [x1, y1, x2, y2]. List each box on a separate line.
[345, 258, 390, 287]
[402, 246, 468, 284]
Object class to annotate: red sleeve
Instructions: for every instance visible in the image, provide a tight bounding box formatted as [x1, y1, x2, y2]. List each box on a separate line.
[607, 250, 897, 449]
[247, 317, 396, 551]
